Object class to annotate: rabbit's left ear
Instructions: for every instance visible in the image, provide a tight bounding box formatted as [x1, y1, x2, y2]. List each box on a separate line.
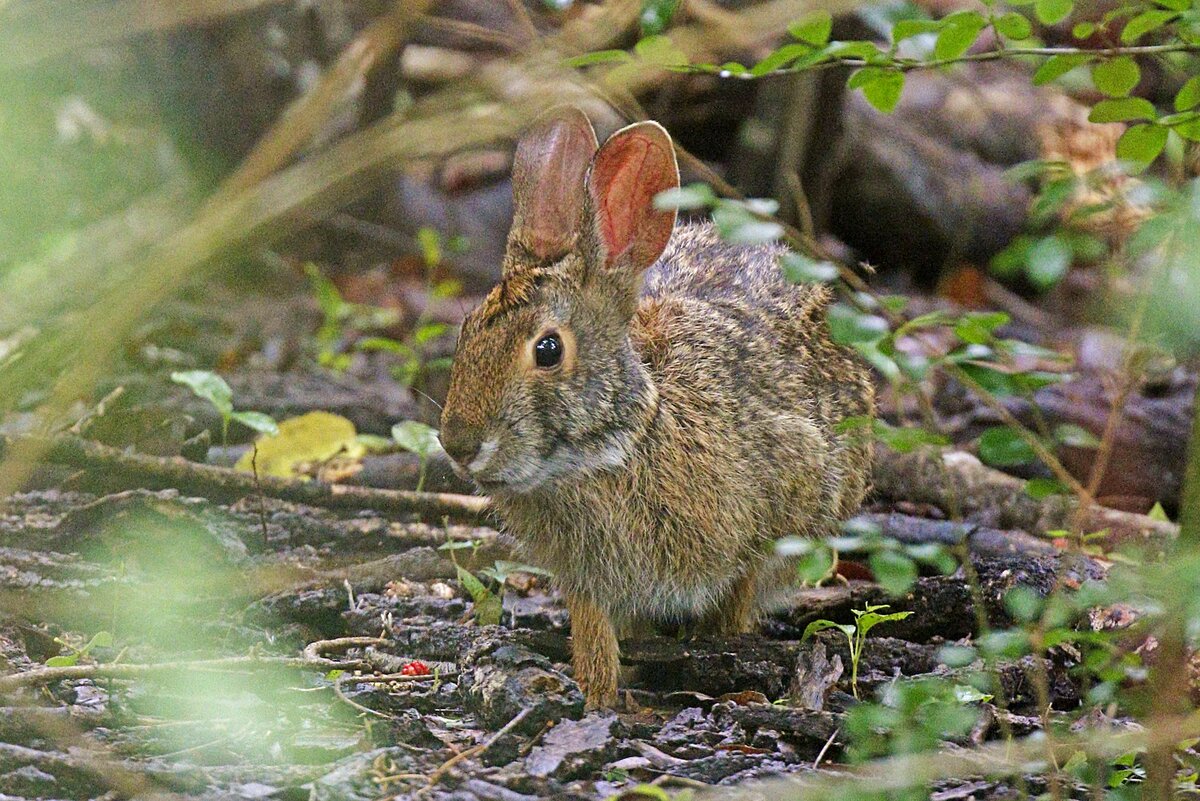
[586, 121, 679, 275]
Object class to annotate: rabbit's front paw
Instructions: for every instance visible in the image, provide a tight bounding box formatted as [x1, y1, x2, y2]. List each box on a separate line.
[567, 592, 621, 710]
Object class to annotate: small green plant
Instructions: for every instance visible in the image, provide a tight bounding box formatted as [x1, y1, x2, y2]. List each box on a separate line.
[305, 264, 400, 372]
[477, 560, 554, 585]
[170, 370, 278, 445]
[46, 630, 113, 667]
[354, 227, 462, 387]
[438, 540, 503, 626]
[803, 604, 913, 698]
[391, 420, 440, 492]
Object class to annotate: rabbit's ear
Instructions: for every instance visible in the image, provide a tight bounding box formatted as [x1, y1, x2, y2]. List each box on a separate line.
[508, 106, 599, 265]
[586, 121, 679, 275]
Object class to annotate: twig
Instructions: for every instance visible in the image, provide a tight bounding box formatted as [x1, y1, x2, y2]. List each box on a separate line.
[812, 725, 840, 769]
[333, 672, 394, 719]
[1, 434, 489, 521]
[302, 636, 387, 665]
[427, 707, 531, 785]
[678, 42, 1200, 80]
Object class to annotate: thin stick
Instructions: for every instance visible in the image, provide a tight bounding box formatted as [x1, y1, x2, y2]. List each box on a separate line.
[427, 707, 531, 785]
[812, 725, 840, 769]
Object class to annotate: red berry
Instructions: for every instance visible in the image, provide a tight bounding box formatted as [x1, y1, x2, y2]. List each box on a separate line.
[400, 660, 431, 676]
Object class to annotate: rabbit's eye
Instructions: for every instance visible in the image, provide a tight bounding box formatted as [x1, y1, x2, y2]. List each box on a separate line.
[534, 334, 563, 369]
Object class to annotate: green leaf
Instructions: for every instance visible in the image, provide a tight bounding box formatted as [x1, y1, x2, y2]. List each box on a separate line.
[417, 226, 441, 266]
[654, 183, 716, 210]
[893, 18, 943, 42]
[1055, 423, 1100, 448]
[797, 544, 836, 584]
[393, 421, 440, 458]
[634, 34, 688, 67]
[231, 411, 279, 436]
[851, 68, 905, 113]
[749, 43, 816, 76]
[1026, 477, 1069, 499]
[1092, 57, 1140, 97]
[995, 11, 1033, 38]
[1034, 0, 1073, 24]
[934, 13, 986, 60]
[46, 654, 79, 667]
[869, 550, 919, 595]
[171, 370, 234, 416]
[855, 605, 914, 636]
[859, 419, 950, 453]
[617, 785, 672, 801]
[802, 618, 855, 642]
[938, 644, 978, 667]
[978, 629, 1032, 658]
[954, 684, 994, 704]
[1026, 234, 1072, 289]
[325, 669, 345, 681]
[1072, 21, 1096, 37]
[711, 204, 783, 244]
[780, 252, 839, 283]
[640, 0, 679, 36]
[414, 322, 451, 345]
[953, 311, 1010, 344]
[1120, 9, 1177, 42]
[1149, 502, 1171, 522]
[87, 631, 114, 649]
[565, 49, 633, 68]
[978, 426, 1037, 467]
[1116, 123, 1168, 167]
[1176, 76, 1200, 112]
[1033, 53, 1093, 85]
[1089, 97, 1158, 123]
[1004, 585, 1045, 622]
[828, 304, 889, 344]
[827, 41, 884, 60]
[789, 10, 833, 45]
[905, 542, 958, 574]
[456, 564, 503, 626]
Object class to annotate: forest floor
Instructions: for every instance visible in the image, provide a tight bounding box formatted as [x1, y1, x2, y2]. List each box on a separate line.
[0, 277, 1174, 801]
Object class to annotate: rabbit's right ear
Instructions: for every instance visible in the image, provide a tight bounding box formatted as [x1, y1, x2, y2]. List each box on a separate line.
[585, 121, 679, 277]
[507, 106, 599, 268]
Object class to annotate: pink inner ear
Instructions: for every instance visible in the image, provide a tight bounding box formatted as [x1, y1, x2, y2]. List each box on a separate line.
[589, 126, 678, 272]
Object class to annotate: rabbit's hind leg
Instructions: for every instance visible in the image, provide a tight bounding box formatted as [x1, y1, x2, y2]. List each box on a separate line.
[698, 569, 760, 635]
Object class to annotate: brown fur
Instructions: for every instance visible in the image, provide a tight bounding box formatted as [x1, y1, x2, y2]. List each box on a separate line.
[439, 111, 874, 709]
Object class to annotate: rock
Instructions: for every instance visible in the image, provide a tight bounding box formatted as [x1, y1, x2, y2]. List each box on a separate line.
[714, 702, 844, 757]
[524, 713, 622, 780]
[308, 747, 423, 801]
[460, 640, 584, 739]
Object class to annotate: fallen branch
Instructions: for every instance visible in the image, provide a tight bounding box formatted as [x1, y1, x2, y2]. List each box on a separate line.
[2, 434, 489, 521]
[0, 652, 356, 695]
[872, 447, 1176, 548]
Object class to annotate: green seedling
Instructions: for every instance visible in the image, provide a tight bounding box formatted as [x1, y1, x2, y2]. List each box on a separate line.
[47, 630, 114, 667]
[802, 603, 913, 698]
[391, 420, 440, 492]
[171, 370, 278, 445]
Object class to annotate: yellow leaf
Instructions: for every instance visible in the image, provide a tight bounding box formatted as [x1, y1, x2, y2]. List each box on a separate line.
[235, 411, 358, 479]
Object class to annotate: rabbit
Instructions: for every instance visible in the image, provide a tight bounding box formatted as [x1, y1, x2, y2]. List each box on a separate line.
[438, 106, 874, 709]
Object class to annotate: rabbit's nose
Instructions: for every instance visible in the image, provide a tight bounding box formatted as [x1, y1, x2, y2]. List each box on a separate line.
[439, 421, 482, 467]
